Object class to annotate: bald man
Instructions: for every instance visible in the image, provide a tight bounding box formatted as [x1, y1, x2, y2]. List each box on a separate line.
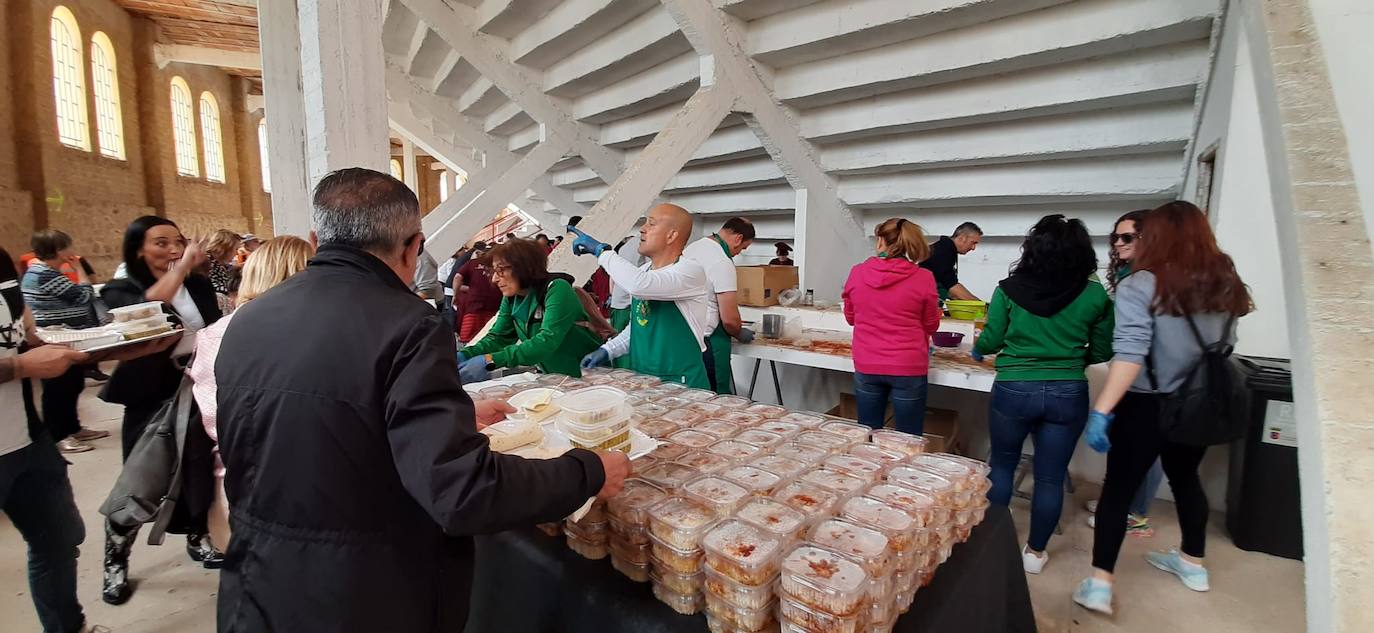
[570, 204, 712, 388]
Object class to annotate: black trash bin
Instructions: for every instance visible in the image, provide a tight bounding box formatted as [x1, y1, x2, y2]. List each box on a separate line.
[1225, 356, 1303, 560]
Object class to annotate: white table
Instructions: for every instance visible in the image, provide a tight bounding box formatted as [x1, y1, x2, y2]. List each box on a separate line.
[733, 340, 996, 404]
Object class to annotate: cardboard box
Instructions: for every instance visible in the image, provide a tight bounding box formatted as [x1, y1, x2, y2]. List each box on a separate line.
[828, 393, 962, 455]
[736, 266, 799, 307]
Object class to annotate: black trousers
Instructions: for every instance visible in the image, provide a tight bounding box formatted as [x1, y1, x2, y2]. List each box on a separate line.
[41, 365, 85, 441]
[1091, 392, 1210, 572]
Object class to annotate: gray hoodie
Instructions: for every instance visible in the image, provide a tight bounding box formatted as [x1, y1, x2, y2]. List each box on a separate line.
[1113, 271, 1236, 393]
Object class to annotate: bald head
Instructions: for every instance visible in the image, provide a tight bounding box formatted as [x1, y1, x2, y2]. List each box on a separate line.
[638, 203, 695, 262]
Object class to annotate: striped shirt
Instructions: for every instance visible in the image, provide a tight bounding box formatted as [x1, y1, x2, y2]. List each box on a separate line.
[21, 261, 96, 328]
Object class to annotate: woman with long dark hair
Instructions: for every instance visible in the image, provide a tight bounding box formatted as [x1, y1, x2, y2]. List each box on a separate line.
[974, 215, 1114, 574]
[98, 215, 223, 604]
[1074, 201, 1252, 614]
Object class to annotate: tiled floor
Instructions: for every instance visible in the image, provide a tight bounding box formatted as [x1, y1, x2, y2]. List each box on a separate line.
[0, 388, 1307, 632]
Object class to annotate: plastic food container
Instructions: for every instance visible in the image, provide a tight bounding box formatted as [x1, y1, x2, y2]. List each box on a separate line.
[706, 611, 778, 633]
[779, 545, 871, 617]
[704, 591, 777, 631]
[779, 412, 826, 429]
[657, 381, 688, 393]
[718, 411, 766, 426]
[649, 442, 691, 462]
[885, 466, 958, 506]
[655, 396, 694, 410]
[537, 373, 572, 386]
[755, 421, 802, 439]
[608, 479, 669, 525]
[677, 388, 714, 402]
[800, 468, 868, 497]
[683, 475, 752, 517]
[702, 519, 785, 585]
[820, 455, 885, 483]
[667, 428, 719, 450]
[648, 496, 719, 550]
[819, 420, 871, 445]
[870, 429, 928, 457]
[558, 386, 629, 424]
[624, 374, 663, 388]
[774, 442, 829, 467]
[735, 497, 808, 543]
[840, 496, 917, 554]
[806, 519, 891, 576]
[566, 533, 608, 560]
[108, 301, 163, 322]
[908, 454, 979, 491]
[609, 516, 652, 545]
[636, 402, 670, 417]
[706, 439, 763, 462]
[846, 444, 905, 468]
[735, 429, 785, 451]
[772, 481, 840, 522]
[796, 431, 852, 454]
[709, 395, 753, 409]
[583, 374, 617, 386]
[697, 419, 743, 439]
[661, 408, 707, 426]
[744, 404, 787, 419]
[477, 385, 514, 400]
[749, 455, 808, 480]
[556, 406, 635, 451]
[720, 465, 785, 497]
[609, 535, 653, 564]
[612, 554, 651, 582]
[563, 518, 608, 544]
[638, 418, 681, 439]
[640, 462, 702, 494]
[652, 580, 704, 615]
[650, 534, 707, 574]
[675, 451, 734, 474]
[703, 564, 778, 611]
[688, 402, 727, 417]
[864, 484, 946, 527]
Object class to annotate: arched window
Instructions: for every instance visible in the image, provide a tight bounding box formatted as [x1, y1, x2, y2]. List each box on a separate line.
[258, 119, 271, 193]
[199, 92, 225, 183]
[169, 77, 198, 176]
[390, 158, 403, 181]
[439, 170, 449, 202]
[50, 6, 90, 150]
[89, 31, 124, 159]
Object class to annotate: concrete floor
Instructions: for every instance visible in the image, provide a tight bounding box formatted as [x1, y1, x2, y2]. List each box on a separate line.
[1, 388, 1307, 632]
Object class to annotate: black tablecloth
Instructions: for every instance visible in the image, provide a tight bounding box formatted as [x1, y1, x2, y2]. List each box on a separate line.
[464, 505, 1035, 633]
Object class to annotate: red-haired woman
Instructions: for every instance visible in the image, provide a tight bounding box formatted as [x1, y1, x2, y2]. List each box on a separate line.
[1074, 201, 1252, 615]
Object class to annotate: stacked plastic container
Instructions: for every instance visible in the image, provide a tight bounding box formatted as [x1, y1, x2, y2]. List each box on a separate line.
[565, 500, 610, 560]
[701, 519, 785, 632]
[556, 386, 636, 453]
[647, 496, 717, 614]
[607, 479, 668, 582]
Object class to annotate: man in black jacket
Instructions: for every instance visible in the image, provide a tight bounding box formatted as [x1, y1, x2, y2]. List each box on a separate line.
[214, 168, 630, 632]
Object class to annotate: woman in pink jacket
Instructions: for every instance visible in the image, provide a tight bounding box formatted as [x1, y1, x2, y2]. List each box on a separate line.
[842, 218, 943, 434]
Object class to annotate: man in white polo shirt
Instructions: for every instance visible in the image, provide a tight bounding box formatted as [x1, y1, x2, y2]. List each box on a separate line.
[682, 217, 755, 394]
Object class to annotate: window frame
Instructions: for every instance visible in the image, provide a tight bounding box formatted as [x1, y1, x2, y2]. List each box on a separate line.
[199, 91, 226, 183]
[169, 76, 199, 177]
[50, 6, 91, 151]
[89, 31, 125, 159]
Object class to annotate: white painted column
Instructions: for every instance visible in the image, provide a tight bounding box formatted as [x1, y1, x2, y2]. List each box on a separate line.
[401, 138, 418, 191]
[297, 0, 390, 186]
[258, 0, 311, 237]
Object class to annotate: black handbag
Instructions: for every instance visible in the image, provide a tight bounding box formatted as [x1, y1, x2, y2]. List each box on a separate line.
[1147, 314, 1249, 447]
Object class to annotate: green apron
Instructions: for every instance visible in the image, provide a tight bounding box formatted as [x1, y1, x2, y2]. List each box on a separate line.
[627, 296, 710, 390]
[610, 307, 632, 332]
[705, 235, 735, 395]
[510, 288, 600, 377]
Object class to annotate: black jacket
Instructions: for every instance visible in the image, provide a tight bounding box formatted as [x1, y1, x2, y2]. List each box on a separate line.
[213, 245, 606, 633]
[99, 273, 222, 407]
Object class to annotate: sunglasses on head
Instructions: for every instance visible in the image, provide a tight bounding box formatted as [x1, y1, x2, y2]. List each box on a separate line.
[1110, 232, 1138, 245]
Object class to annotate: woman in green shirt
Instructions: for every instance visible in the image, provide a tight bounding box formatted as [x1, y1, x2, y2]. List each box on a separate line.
[458, 239, 603, 382]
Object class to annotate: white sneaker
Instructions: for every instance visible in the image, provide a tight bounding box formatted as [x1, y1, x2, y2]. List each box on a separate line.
[1085, 499, 1098, 513]
[1022, 545, 1048, 574]
[1086, 513, 1096, 529]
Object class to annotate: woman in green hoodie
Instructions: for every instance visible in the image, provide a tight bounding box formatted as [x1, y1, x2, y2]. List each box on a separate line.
[457, 239, 604, 382]
[974, 214, 1114, 575]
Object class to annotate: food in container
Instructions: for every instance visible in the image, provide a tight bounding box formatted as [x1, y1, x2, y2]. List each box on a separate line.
[648, 441, 691, 462]
[582, 366, 613, 376]
[556, 407, 634, 451]
[636, 403, 670, 418]
[819, 421, 871, 445]
[734, 429, 785, 451]
[667, 428, 719, 450]
[650, 534, 707, 574]
[800, 468, 867, 497]
[701, 519, 785, 585]
[563, 518, 608, 543]
[744, 404, 788, 419]
[631, 454, 659, 474]
[749, 454, 808, 480]
[537, 373, 572, 386]
[720, 464, 785, 497]
[755, 420, 802, 439]
[706, 611, 778, 633]
[885, 466, 957, 506]
[735, 497, 807, 543]
[846, 444, 905, 468]
[566, 533, 608, 559]
[697, 419, 743, 439]
[772, 481, 840, 522]
[870, 429, 928, 457]
[609, 516, 652, 545]
[557, 386, 629, 424]
[680, 388, 718, 402]
[688, 402, 727, 417]
[683, 475, 752, 517]
[624, 374, 663, 388]
[477, 385, 514, 400]
[638, 418, 680, 439]
[108, 301, 163, 322]
[778, 608, 865, 633]
[703, 565, 778, 611]
[908, 454, 981, 491]
[608, 478, 669, 525]
[779, 545, 870, 617]
[652, 579, 704, 615]
[864, 484, 946, 527]
[661, 408, 706, 426]
[609, 535, 653, 564]
[612, 554, 651, 582]
[820, 455, 884, 483]
[479, 419, 543, 452]
[656, 396, 694, 410]
[640, 462, 701, 494]
[709, 395, 753, 409]
[806, 519, 891, 577]
[706, 439, 763, 462]
[774, 442, 829, 466]
[675, 450, 733, 474]
[795, 431, 852, 454]
[778, 412, 826, 429]
[704, 591, 777, 631]
[648, 496, 719, 550]
[583, 374, 617, 386]
[840, 496, 917, 554]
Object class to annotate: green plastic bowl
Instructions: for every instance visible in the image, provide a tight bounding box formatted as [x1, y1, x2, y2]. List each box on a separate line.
[946, 300, 987, 321]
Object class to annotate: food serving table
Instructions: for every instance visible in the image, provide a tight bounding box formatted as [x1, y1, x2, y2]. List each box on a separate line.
[463, 505, 1035, 633]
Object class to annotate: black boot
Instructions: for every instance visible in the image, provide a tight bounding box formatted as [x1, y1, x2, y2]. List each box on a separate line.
[186, 532, 225, 569]
[102, 521, 137, 605]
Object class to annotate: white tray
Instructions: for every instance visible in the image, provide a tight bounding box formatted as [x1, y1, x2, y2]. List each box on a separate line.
[81, 329, 182, 354]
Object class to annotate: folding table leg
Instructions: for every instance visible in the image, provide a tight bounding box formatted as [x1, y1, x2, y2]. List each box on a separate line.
[769, 361, 783, 406]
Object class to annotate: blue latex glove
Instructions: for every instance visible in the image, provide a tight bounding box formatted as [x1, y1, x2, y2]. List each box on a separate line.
[581, 348, 611, 369]
[458, 355, 491, 384]
[970, 349, 985, 363]
[735, 327, 756, 344]
[567, 226, 611, 257]
[1085, 410, 1114, 453]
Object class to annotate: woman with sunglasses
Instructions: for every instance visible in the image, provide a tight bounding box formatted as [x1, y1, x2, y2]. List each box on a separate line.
[457, 239, 605, 382]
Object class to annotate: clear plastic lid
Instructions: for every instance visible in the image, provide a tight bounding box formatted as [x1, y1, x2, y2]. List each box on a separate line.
[623, 374, 662, 388]
[908, 454, 979, 491]
[701, 519, 785, 585]
[674, 451, 733, 474]
[779, 545, 870, 616]
[865, 483, 941, 524]
[735, 497, 807, 541]
[536, 373, 572, 386]
[682, 475, 751, 517]
[107, 301, 163, 320]
[708, 395, 752, 409]
[555, 405, 634, 442]
[582, 374, 616, 386]
[749, 454, 808, 480]
[777, 598, 865, 633]
[795, 430, 852, 453]
[660, 408, 705, 425]
[648, 441, 691, 462]
[559, 379, 589, 391]
[800, 468, 867, 496]
[719, 465, 784, 496]
[680, 389, 718, 402]
[647, 496, 719, 548]
[839, 496, 916, 551]
[655, 396, 693, 410]
[705, 439, 763, 461]
[657, 381, 687, 393]
[636, 403, 670, 418]
[819, 455, 885, 483]
[718, 411, 766, 426]
[744, 404, 788, 419]
[755, 420, 802, 438]
[773, 441, 829, 466]
[734, 429, 785, 451]
[778, 412, 826, 429]
[819, 420, 871, 444]
[772, 481, 840, 520]
[640, 462, 702, 492]
[870, 429, 928, 457]
[886, 466, 957, 502]
[477, 385, 514, 400]
[934, 452, 992, 478]
[806, 519, 891, 576]
[638, 418, 681, 439]
[667, 428, 719, 449]
[696, 419, 742, 439]
[687, 402, 727, 417]
[557, 386, 630, 424]
[846, 444, 905, 467]
[703, 591, 776, 631]
[608, 478, 669, 525]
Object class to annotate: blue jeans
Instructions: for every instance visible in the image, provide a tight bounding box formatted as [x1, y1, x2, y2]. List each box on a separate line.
[853, 372, 928, 436]
[0, 433, 86, 633]
[986, 380, 1089, 552]
[1131, 459, 1165, 517]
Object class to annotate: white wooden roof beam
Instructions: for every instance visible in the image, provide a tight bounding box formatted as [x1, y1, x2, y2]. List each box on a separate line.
[511, 0, 659, 69]
[715, 0, 822, 21]
[154, 43, 261, 70]
[403, 23, 430, 76]
[431, 51, 465, 94]
[572, 53, 700, 123]
[543, 8, 690, 98]
[485, 101, 531, 135]
[508, 124, 543, 153]
[458, 77, 501, 115]
[662, 155, 785, 193]
[667, 185, 796, 215]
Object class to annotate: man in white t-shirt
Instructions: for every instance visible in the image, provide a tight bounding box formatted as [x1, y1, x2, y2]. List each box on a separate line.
[681, 217, 755, 394]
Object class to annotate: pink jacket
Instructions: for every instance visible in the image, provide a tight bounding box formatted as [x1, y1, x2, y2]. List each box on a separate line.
[843, 257, 942, 376]
[189, 311, 234, 479]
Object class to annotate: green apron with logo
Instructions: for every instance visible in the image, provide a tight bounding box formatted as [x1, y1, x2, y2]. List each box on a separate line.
[610, 307, 632, 368]
[705, 235, 735, 394]
[627, 296, 710, 390]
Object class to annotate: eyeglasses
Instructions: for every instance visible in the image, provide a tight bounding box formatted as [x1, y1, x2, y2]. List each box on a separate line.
[1110, 232, 1139, 245]
[490, 264, 513, 278]
[405, 232, 426, 256]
